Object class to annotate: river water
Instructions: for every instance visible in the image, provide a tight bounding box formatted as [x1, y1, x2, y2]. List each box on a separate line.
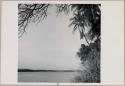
[18, 72, 78, 82]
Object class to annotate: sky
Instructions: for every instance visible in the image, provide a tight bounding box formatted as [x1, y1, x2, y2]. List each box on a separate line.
[18, 6, 84, 70]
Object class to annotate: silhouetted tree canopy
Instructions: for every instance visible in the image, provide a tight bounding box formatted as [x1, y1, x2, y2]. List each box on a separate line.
[18, 4, 101, 45]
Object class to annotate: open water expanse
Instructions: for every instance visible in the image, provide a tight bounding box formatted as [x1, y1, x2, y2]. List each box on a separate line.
[18, 72, 78, 82]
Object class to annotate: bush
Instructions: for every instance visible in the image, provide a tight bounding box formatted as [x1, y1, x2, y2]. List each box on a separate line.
[75, 39, 100, 82]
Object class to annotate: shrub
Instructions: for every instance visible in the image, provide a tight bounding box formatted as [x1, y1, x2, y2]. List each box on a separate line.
[75, 39, 100, 82]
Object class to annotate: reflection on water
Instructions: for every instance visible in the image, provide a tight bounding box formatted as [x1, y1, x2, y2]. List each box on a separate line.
[18, 72, 78, 82]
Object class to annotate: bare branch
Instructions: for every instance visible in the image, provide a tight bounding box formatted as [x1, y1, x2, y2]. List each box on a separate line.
[18, 4, 50, 37]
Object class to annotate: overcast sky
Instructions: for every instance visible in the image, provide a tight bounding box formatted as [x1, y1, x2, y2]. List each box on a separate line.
[18, 6, 84, 70]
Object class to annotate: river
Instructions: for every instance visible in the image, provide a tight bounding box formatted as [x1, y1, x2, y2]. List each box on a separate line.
[18, 72, 78, 82]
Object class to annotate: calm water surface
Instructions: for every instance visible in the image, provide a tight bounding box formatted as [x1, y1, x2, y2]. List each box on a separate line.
[18, 72, 78, 82]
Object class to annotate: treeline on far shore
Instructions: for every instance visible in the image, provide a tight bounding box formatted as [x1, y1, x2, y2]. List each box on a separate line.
[18, 69, 81, 72]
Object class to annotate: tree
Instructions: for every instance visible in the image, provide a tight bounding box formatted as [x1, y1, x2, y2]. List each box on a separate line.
[18, 4, 50, 37]
[18, 4, 101, 44]
[75, 39, 100, 82]
[69, 4, 101, 44]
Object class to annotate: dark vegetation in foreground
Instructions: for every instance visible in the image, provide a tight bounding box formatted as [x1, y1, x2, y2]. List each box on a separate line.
[74, 39, 100, 83]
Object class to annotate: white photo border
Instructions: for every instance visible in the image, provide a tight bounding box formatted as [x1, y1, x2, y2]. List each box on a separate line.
[0, 0, 124, 86]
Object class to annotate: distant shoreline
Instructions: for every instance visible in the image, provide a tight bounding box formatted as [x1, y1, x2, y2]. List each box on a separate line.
[18, 69, 81, 72]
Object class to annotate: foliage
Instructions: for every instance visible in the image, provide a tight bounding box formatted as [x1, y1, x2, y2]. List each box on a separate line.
[75, 39, 100, 82]
[69, 4, 101, 44]
[18, 4, 101, 43]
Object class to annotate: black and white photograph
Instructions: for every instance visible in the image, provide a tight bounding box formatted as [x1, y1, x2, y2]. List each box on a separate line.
[0, 0, 124, 85]
[18, 4, 101, 83]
